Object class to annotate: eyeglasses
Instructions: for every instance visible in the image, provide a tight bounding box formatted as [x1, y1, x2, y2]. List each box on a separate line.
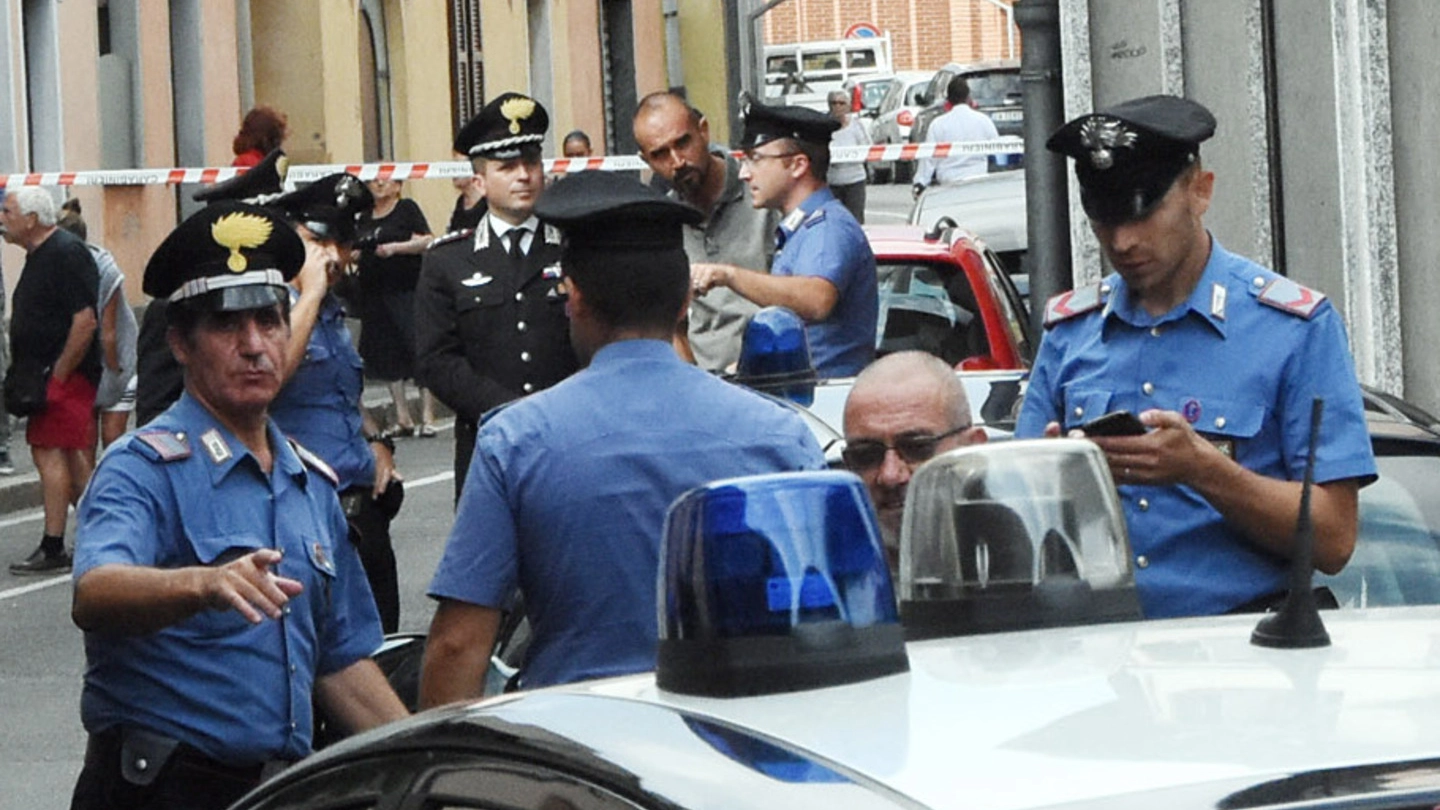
[739, 151, 800, 167]
[841, 425, 972, 471]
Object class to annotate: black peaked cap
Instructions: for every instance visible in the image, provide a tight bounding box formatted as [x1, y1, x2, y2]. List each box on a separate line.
[144, 201, 305, 312]
[455, 92, 550, 160]
[1047, 95, 1217, 224]
[269, 172, 373, 244]
[193, 149, 288, 203]
[740, 100, 841, 150]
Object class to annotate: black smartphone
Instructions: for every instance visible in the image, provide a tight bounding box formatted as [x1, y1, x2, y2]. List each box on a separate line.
[1079, 410, 1147, 437]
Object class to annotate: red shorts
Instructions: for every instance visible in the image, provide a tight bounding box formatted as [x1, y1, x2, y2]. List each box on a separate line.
[27, 374, 97, 450]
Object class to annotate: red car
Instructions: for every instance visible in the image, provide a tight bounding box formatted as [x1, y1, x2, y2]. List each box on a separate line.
[865, 223, 1034, 371]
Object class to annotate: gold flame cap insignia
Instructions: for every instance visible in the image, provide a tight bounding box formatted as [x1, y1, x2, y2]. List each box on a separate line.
[500, 96, 537, 135]
[211, 212, 273, 273]
[275, 155, 290, 183]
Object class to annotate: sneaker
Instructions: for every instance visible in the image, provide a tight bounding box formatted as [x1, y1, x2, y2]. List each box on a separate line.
[418, 424, 438, 438]
[10, 545, 72, 575]
[0, 451, 14, 476]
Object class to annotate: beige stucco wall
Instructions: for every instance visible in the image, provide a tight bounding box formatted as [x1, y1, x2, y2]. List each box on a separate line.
[678, 1, 733, 144]
[482, 3, 532, 98]
[633, 3, 668, 101]
[384, 0, 456, 232]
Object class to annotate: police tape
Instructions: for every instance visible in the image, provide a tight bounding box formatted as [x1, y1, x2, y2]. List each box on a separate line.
[0, 138, 1025, 189]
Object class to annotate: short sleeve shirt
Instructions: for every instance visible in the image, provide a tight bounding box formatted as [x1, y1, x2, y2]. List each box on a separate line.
[429, 340, 826, 688]
[10, 227, 101, 383]
[1016, 238, 1376, 617]
[75, 394, 383, 763]
[772, 188, 878, 378]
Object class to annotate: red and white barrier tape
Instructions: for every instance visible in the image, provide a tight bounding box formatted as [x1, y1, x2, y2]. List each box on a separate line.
[0, 138, 1024, 189]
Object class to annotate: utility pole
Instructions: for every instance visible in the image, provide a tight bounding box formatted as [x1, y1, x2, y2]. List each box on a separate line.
[1015, 0, 1070, 337]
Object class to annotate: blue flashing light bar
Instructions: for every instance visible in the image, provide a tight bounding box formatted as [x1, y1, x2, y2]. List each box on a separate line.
[657, 471, 908, 697]
[735, 307, 817, 407]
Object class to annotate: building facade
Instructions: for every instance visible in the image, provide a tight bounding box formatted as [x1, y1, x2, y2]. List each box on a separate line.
[762, 0, 1019, 68]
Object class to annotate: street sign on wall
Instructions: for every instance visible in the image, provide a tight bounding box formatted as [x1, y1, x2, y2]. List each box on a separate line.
[844, 22, 881, 38]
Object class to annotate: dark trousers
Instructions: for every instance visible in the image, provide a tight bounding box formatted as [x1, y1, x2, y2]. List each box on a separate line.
[341, 481, 404, 633]
[454, 418, 477, 504]
[832, 180, 867, 224]
[70, 729, 277, 810]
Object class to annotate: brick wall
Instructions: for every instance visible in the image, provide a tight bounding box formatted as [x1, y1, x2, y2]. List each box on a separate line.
[763, 0, 1017, 70]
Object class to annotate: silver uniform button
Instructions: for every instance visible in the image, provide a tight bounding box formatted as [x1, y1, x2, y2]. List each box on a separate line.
[523, 383, 534, 393]
[1138, 498, 1149, 511]
[517, 321, 527, 332]
[1136, 555, 1149, 569]
[1215, 416, 1227, 429]
[1253, 276, 1265, 287]
[520, 351, 532, 362]
[1150, 327, 1162, 337]
[1073, 406, 1084, 418]
[1142, 382, 1154, 396]
[515, 292, 524, 301]
[135, 757, 149, 772]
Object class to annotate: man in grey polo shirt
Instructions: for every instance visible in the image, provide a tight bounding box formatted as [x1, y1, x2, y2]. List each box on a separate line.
[634, 91, 777, 372]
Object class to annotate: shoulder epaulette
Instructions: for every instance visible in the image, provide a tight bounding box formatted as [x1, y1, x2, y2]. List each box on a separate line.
[132, 430, 191, 462]
[288, 438, 340, 487]
[427, 229, 473, 251]
[1255, 276, 1326, 319]
[1043, 282, 1108, 328]
[802, 208, 827, 227]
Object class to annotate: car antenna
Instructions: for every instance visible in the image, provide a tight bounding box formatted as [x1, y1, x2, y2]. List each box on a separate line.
[1251, 397, 1330, 649]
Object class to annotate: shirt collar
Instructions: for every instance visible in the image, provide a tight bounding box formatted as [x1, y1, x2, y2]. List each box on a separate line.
[171, 393, 307, 488]
[777, 187, 836, 247]
[488, 214, 540, 241]
[589, 338, 682, 368]
[1104, 233, 1228, 337]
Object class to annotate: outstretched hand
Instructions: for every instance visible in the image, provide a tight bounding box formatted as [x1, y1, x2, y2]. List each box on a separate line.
[203, 548, 305, 624]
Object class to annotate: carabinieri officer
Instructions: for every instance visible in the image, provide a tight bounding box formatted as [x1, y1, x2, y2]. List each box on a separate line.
[269, 172, 406, 633]
[416, 92, 579, 499]
[1016, 95, 1376, 618]
[689, 100, 877, 378]
[70, 202, 407, 810]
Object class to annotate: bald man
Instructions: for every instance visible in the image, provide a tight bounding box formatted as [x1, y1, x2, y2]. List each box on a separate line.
[842, 352, 987, 557]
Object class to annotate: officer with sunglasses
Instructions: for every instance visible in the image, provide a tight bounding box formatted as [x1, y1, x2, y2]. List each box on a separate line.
[843, 351, 987, 563]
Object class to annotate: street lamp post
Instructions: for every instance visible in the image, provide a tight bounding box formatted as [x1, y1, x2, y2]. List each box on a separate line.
[1015, 0, 1070, 337]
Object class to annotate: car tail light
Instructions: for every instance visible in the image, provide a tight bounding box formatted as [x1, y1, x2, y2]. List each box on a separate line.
[851, 84, 862, 112]
[898, 110, 914, 127]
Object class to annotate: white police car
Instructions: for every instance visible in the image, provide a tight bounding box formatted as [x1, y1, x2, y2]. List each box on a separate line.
[234, 440, 1440, 810]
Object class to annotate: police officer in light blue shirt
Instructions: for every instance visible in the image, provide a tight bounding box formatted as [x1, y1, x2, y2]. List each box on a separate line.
[268, 172, 405, 633]
[420, 171, 826, 705]
[1016, 95, 1376, 619]
[690, 101, 877, 378]
[70, 202, 407, 810]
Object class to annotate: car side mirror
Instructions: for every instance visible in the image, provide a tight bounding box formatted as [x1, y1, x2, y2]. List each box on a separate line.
[916, 92, 932, 107]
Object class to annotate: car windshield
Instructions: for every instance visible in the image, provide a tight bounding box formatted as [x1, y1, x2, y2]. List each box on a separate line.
[1320, 451, 1440, 607]
[860, 80, 890, 108]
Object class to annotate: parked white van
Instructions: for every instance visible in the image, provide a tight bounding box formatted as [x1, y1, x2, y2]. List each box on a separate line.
[762, 34, 893, 112]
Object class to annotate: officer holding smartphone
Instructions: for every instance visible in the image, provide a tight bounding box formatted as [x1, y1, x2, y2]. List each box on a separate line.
[1016, 95, 1376, 619]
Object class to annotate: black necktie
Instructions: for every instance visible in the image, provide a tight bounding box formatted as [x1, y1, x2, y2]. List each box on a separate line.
[509, 229, 528, 261]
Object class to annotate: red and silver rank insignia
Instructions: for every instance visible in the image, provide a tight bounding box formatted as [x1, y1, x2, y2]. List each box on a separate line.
[542, 264, 563, 280]
[200, 429, 232, 464]
[1043, 282, 1107, 328]
[1258, 277, 1326, 319]
[136, 430, 191, 462]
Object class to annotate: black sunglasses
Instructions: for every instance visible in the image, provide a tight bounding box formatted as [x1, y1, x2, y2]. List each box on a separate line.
[841, 425, 971, 471]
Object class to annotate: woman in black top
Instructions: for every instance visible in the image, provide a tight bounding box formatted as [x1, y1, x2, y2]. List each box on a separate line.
[355, 178, 437, 436]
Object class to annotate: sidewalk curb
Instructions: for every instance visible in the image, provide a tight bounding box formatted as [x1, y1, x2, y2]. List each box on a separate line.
[0, 389, 449, 517]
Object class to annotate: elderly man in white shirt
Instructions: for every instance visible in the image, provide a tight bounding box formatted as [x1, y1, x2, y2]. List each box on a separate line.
[913, 76, 998, 197]
[826, 90, 871, 224]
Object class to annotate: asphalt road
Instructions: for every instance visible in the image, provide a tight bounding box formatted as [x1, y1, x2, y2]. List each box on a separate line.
[0, 182, 916, 809]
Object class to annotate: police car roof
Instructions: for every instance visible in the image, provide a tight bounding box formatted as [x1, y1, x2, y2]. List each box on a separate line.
[270, 606, 1440, 810]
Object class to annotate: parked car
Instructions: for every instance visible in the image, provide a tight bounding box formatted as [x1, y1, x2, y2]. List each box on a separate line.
[763, 34, 894, 113]
[910, 168, 1027, 276]
[910, 60, 1023, 171]
[869, 70, 934, 184]
[866, 223, 1034, 372]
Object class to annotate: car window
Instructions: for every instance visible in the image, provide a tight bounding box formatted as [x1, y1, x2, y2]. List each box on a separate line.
[967, 71, 1023, 107]
[905, 80, 930, 105]
[1320, 452, 1440, 608]
[876, 261, 989, 365]
[979, 246, 1034, 365]
[860, 80, 889, 109]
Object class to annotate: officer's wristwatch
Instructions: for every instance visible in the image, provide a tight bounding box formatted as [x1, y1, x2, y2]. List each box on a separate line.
[365, 433, 396, 453]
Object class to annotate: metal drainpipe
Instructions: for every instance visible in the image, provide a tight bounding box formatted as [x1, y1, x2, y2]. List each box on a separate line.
[1015, 0, 1071, 338]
